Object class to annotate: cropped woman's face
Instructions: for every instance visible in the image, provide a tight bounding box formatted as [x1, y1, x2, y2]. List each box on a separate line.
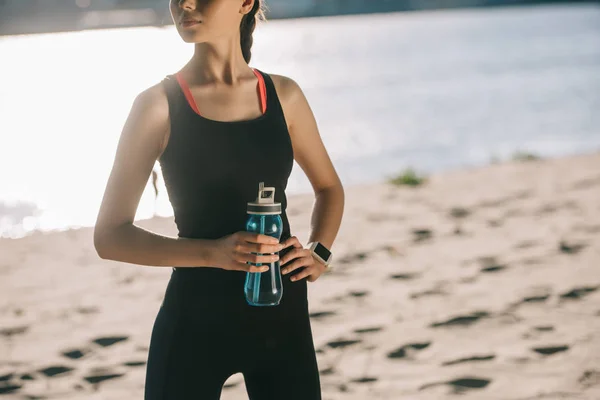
[170, 0, 248, 43]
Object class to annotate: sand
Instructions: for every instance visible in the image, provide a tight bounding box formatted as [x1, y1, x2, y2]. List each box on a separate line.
[1, 151, 599, 400]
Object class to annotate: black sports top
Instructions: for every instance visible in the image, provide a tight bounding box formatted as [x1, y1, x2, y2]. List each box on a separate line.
[158, 69, 294, 248]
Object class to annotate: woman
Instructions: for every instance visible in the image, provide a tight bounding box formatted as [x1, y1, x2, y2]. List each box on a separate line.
[93, 0, 345, 399]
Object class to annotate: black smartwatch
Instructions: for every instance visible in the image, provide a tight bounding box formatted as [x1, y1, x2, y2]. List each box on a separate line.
[307, 241, 333, 269]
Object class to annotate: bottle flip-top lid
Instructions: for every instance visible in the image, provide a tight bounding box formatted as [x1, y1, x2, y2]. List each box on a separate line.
[247, 182, 282, 215]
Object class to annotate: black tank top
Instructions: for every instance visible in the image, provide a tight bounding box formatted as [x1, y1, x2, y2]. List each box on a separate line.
[158, 70, 294, 248]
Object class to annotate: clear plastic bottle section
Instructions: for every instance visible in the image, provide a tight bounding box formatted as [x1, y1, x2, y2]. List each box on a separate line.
[244, 182, 283, 306]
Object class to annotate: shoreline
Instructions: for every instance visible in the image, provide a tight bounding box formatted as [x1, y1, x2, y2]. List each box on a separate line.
[1, 149, 598, 241]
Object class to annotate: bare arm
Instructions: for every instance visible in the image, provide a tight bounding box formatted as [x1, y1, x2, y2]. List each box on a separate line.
[93, 82, 213, 267]
[271, 74, 345, 251]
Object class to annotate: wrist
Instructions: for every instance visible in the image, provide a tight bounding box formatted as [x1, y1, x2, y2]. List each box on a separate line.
[177, 237, 214, 267]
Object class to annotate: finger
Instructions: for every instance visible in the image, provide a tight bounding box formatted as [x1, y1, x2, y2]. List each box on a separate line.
[280, 236, 302, 250]
[229, 261, 266, 272]
[281, 255, 313, 275]
[291, 236, 303, 248]
[290, 266, 315, 282]
[241, 262, 270, 273]
[239, 242, 283, 255]
[242, 231, 279, 245]
[279, 248, 311, 267]
[235, 252, 279, 265]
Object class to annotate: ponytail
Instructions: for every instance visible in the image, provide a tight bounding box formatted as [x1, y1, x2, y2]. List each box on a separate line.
[240, 0, 264, 63]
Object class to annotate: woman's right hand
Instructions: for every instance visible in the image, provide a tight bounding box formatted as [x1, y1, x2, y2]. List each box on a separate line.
[210, 231, 284, 272]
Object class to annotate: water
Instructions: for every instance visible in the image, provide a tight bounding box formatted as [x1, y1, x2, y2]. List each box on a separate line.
[1, 4, 599, 238]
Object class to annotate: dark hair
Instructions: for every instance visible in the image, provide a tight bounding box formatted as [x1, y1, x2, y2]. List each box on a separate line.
[240, 0, 265, 63]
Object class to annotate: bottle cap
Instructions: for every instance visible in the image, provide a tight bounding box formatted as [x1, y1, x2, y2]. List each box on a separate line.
[247, 182, 282, 215]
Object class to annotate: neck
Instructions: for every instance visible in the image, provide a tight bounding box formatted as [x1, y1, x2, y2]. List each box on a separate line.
[186, 35, 250, 85]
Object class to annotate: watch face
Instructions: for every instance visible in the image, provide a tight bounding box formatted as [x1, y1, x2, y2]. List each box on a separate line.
[313, 242, 331, 261]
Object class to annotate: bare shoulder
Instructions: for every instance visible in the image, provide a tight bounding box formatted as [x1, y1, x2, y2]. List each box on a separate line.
[125, 79, 171, 155]
[268, 73, 310, 130]
[269, 73, 305, 106]
[130, 80, 170, 128]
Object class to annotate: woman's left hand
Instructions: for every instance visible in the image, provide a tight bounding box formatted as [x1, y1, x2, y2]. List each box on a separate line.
[279, 236, 326, 282]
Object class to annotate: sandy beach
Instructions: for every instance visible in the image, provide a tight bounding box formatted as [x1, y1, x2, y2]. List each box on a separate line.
[1, 151, 599, 400]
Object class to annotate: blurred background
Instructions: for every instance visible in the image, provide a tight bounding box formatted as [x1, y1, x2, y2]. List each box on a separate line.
[1, 1, 600, 399]
[0, 0, 598, 238]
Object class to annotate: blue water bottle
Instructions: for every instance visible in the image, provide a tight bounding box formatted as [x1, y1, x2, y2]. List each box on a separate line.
[244, 182, 284, 306]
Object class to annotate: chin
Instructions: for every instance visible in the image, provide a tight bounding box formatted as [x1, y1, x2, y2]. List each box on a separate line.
[178, 31, 206, 44]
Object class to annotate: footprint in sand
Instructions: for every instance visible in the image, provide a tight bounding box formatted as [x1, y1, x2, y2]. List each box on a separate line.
[505, 288, 552, 312]
[92, 336, 128, 347]
[449, 207, 470, 219]
[76, 306, 99, 315]
[0, 383, 21, 395]
[442, 354, 495, 366]
[571, 175, 600, 190]
[39, 365, 75, 378]
[449, 207, 471, 235]
[487, 218, 503, 227]
[354, 326, 383, 334]
[83, 368, 125, 384]
[429, 311, 490, 328]
[309, 311, 336, 320]
[579, 370, 600, 388]
[0, 325, 28, 338]
[0, 373, 22, 395]
[326, 339, 362, 349]
[559, 286, 599, 300]
[390, 272, 420, 280]
[338, 383, 349, 392]
[388, 342, 431, 359]
[62, 348, 93, 360]
[521, 293, 551, 304]
[123, 361, 146, 367]
[419, 377, 491, 393]
[559, 240, 587, 255]
[56, 337, 129, 368]
[478, 256, 507, 273]
[350, 376, 378, 383]
[523, 325, 556, 339]
[338, 252, 368, 264]
[319, 367, 335, 376]
[532, 345, 569, 356]
[410, 287, 446, 299]
[481, 264, 507, 273]
[412, 228, 433, 243]
[514, 240, 539, 249]
[534, 325, 554, 332]
[381, 244, 403, 257]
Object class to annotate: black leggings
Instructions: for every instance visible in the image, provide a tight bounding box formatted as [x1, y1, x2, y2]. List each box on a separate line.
[144, 250, 322, 400]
